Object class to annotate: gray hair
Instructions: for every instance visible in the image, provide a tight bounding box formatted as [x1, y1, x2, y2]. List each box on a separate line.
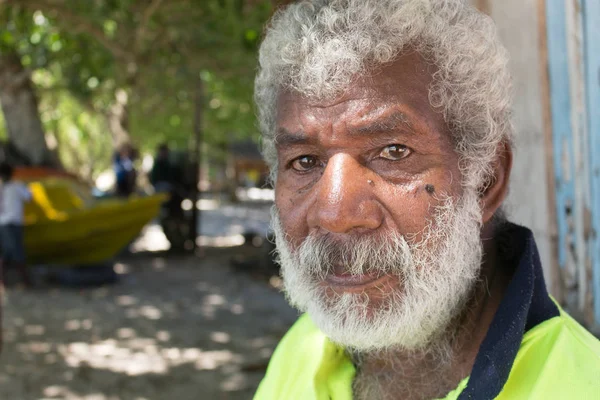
[255, 0, 513, 190]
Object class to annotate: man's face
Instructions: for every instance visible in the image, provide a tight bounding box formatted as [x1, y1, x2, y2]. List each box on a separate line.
[272, 51, 484, 351]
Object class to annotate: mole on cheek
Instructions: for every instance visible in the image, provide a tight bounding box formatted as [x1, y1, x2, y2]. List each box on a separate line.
[425, 184, 435, 195]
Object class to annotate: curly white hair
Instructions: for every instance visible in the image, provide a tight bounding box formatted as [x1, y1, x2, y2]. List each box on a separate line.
[255, 0, 513, 190]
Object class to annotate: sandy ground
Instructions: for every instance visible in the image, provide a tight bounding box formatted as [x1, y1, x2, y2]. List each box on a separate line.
[0, 248, 298, 400]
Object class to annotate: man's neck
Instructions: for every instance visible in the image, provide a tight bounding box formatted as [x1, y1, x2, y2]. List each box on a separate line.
[352, 232, 511, 400]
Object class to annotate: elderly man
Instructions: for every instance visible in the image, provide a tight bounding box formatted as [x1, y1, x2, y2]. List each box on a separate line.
[253, 0, 600, 399]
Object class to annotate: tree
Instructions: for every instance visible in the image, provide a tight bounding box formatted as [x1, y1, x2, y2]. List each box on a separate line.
[6, 0, 271, 146]
[0, 0, 274, 176]
[0, 7, 57, 166]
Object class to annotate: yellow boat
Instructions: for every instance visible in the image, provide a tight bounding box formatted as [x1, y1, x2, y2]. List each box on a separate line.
[20, 177, 167, 265]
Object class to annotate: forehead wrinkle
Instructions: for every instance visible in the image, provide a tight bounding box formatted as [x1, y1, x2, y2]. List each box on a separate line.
[275, 86, 445, 148]
[351, 111, 415, 137]
[348, 105, 437, 139]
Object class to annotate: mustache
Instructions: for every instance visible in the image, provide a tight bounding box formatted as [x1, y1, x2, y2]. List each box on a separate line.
[270, 192, 463, 280]
[286, 230, 414, 278]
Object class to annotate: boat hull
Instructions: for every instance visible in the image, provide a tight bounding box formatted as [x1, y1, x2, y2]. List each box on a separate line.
[16, 175, 167, 266]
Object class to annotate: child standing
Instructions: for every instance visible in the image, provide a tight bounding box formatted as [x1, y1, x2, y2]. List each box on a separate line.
[0, 163, 32, 287]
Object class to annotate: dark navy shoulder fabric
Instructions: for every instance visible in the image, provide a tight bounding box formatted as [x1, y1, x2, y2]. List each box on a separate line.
[457, 223, 560, 400]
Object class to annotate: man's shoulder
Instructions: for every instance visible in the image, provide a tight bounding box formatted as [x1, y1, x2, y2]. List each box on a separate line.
[558, 311, 600, 357]
[524, 309, 600, 361]
[254, 314, 355, 400]
[499, 311, 600, 399]
[257, 314, 328, 387]
[263, 314, 323, 363]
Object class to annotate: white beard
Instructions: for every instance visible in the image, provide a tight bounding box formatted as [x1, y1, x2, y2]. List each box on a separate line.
[271, 189, 484, 351]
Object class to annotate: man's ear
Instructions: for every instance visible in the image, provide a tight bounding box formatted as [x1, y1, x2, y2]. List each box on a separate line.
[480, 142, 512, 224]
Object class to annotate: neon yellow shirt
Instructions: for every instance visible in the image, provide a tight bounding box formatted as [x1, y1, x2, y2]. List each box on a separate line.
[255, 310, 600, 399]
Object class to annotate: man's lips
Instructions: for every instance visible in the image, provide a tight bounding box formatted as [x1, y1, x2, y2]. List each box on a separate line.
[325, 272, 382, 287]
[324, 265, 389, 290]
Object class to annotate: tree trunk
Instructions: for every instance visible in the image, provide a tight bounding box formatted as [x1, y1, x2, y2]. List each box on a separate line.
[0, 50, 57, 166]
[107, 88, 132, 148]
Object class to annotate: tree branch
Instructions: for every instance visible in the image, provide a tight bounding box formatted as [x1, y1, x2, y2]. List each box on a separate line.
[5, 0, 132, 62]
[134, 0, 165, 53]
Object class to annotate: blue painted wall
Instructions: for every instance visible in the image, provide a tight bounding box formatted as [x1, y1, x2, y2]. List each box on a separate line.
[546, 0, 575, 278]
[547, 0, 600, 325]
[582, 0, 600, 325]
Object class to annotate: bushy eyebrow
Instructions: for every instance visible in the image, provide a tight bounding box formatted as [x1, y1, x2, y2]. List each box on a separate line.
[349, 111, 417, 136]
[274, 129, 311, 147]
[275, 109, 423, 148]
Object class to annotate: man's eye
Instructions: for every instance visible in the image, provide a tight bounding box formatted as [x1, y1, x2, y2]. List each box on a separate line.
[291, 155, 319, 171]
[380, 145, 411, 161]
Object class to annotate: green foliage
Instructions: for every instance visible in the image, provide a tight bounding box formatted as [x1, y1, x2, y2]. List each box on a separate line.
[0, 0, 275, 177]
[35, 70, 113, 181]
[125, 0, 272, 153]
[0, 109, 7, 141]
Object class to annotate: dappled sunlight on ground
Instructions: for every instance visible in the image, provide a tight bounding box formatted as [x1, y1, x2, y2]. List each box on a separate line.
[197, 199, 219, 211]
[60, 339, 240, 375]
[130, 223, 248, 252]
[129, 198, 273, 254]
[129, 224, 171, 253]
[0, 249, 297, 400]
[200, 202, 272, 239]
[197, 235, 246, 248]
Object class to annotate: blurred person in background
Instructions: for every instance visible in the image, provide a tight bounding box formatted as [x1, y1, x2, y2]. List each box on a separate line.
[150, 143, 175, 193]
[150, 143, 189, 250]
[113, 143, 137, 197]
[0, 162, 32, 287]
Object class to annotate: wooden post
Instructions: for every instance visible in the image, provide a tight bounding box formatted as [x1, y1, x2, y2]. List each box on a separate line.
[537, 0, 563, 303]
[191, 78, 203, 253]
[582, 0, 600, 328]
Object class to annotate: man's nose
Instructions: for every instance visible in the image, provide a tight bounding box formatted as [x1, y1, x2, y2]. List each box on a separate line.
[307, 154, 383, 234]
